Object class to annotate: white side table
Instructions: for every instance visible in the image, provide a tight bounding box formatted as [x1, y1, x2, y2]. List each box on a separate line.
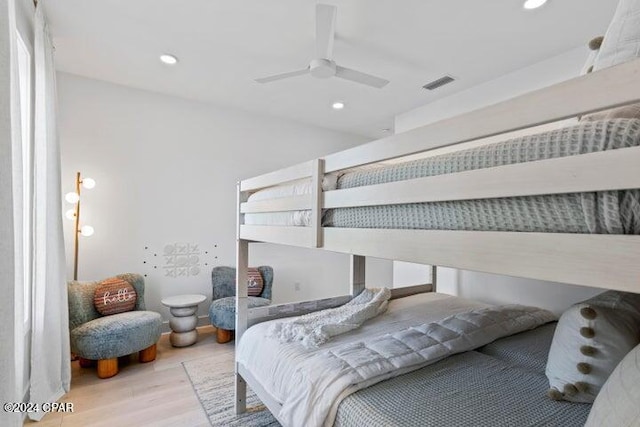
[161, 294, 207, 347]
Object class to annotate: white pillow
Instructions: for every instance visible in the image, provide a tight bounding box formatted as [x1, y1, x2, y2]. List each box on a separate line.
[580, 0, 640, 122]
[593, 0, 640, 71]
[545, 291, 640, 403]
[585, 343, 640, 426]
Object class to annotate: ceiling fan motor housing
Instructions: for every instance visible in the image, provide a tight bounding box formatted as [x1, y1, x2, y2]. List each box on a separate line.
[255, 4, 388, 88]
[310, 58, 336, 78]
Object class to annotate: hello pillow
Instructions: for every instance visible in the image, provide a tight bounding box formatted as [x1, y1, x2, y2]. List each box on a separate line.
[247, 268, 264, 297]
[94, 277, 138, 315]
[545, 290, 640, 403]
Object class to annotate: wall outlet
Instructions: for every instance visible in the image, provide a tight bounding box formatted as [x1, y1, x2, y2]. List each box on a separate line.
[294, 282, 301, 291]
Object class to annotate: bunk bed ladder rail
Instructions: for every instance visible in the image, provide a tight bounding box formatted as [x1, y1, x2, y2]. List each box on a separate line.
[310, 158, 324, 248]
[235, 182, 248, 414]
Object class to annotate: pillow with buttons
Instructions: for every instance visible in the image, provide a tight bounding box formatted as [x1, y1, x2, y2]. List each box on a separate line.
[545, 290, 640, 403]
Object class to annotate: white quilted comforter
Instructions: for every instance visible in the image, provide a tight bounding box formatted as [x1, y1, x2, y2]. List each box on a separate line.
[237, 293, 555, 427]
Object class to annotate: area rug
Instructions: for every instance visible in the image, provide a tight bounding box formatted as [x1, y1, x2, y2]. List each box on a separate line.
[183, 355, 281, 427]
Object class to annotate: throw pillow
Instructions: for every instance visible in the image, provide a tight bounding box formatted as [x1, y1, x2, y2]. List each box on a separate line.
[94, 277, 137, 315]
[592, 0, 640, 72]
[584, 342, 640, 426]
[247, 268, 264, 297]
[581, 0, 640, 121]
[545, 290, 640, 403]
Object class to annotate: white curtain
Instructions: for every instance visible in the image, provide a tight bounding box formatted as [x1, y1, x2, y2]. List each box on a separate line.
[29, 5, 70, 420]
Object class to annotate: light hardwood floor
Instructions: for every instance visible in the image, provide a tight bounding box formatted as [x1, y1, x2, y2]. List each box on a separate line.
[26, 326, 231, 427]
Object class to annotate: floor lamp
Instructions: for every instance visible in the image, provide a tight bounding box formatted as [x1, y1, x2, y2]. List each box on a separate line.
[65, 172, 95, 280]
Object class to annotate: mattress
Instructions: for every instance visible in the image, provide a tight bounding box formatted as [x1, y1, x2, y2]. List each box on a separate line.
[246, 119, 640, 234]
[334, 323, 591, 427]
[237, 293, 489, 408]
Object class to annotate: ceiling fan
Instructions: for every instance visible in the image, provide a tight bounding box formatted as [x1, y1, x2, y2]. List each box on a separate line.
[254, 4, 390, 89]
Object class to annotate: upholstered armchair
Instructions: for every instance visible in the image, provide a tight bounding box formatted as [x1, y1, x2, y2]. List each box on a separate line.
[208, 266, 273, 343]
[68, 273, 162, 378]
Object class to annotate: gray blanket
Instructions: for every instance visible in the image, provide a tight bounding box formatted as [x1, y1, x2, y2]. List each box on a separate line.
[325, 119, 640, 234]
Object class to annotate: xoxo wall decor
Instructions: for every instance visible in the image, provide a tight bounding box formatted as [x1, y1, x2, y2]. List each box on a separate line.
[141, 242, 218, 280]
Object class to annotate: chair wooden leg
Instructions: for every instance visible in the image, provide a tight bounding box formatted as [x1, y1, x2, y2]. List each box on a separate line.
[139, 344, 157, 363]
[97, 358, 118, 379]
[78, 358, 94, 368]
[216, 328, 233, 344]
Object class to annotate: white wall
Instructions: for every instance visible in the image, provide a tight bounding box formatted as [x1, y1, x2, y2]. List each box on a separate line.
[392, 261, 432, 287]
[57, 72, 372, 325]
[394, 47, 604, 315]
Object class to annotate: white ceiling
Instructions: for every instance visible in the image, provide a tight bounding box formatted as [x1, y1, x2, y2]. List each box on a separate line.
[44, 0, 617, 138]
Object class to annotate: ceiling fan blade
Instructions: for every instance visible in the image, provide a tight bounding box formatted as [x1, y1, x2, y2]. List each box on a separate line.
[335, 65, 390, 88]
[254, 68, 310, 84]
[316, 4, 337, 59]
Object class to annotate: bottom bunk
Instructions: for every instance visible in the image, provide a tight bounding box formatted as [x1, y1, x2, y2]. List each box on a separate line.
[235, 290, 640, 426]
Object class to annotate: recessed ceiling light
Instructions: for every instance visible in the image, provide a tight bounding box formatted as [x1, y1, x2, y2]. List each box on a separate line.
[332, 101, 345, 110]
[523, 0, 548, 9]
[160, 54, 178, 65]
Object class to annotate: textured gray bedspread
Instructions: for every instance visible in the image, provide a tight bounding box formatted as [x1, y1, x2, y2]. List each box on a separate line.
[325, 119, 640, 234]
[335, 322, 591, 427]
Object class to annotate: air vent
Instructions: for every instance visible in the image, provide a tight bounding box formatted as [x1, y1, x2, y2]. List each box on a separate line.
[422, 75, 455, 91]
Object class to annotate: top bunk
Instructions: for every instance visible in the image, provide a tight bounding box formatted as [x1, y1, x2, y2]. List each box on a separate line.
[236, 58, 640, 293]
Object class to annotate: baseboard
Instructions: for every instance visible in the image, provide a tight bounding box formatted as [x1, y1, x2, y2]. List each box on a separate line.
[161, 315, 211, 334]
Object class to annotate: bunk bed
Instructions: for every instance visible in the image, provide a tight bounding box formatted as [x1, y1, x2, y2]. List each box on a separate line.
[233, 54, 640, 426]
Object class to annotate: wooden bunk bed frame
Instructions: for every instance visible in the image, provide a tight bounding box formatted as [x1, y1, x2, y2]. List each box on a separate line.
[233, 58, 640, 420]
